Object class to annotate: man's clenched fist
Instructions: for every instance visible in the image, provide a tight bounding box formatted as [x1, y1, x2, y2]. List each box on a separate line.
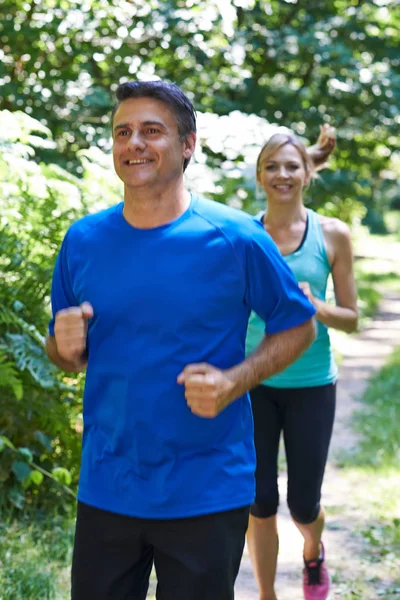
[54, 302, 93, 365]
[177, 363, 237, 418]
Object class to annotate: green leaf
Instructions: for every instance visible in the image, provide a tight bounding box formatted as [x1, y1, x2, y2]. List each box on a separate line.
[0, 352, 23, 400]
[30, 470, 44, 486]
[4, 333, 60, 389]
[34, 430, 53, 452]
[52, 467, 72, 485]
[18, 447, 33, 462]
[13, 300, 25, 312]
[11, 460, 32, 482]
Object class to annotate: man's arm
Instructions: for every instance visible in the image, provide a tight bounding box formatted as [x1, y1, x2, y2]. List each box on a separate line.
[45, 333, 88, 372]
[178, 318, 316, 418]
[226, 318, 315, 396]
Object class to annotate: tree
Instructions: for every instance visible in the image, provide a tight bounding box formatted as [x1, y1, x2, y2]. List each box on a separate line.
[1, 0, 398, 223]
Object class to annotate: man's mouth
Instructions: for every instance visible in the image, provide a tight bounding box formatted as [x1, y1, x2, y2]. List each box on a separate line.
[124, 159, 153, 165]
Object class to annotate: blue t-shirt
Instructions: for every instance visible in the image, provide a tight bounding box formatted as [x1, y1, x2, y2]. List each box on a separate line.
[49, 195, 315, 519]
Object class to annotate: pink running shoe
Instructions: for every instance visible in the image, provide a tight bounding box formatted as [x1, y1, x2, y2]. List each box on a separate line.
[303, 542, 331, 600]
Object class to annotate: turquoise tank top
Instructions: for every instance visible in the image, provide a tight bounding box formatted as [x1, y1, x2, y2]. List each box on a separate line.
[246, 208, 338, 388]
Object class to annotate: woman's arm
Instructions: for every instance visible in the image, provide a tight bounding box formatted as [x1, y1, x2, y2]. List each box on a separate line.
[307, 124, 336, 171]
[299, 219, 358, 333]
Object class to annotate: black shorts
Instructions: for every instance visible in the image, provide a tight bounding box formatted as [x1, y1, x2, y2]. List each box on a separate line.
[71, 501, 249, 600]
[249, 383, 336, 524]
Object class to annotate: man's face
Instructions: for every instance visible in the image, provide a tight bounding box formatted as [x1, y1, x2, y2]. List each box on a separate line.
[112, 97, 195, 189]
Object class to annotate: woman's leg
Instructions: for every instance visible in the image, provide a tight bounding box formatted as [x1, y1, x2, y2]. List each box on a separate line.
[247, 514, 279, 600]
[247, 385, 283, 600]
[283, 383, 336, 598]
[294, 508, 325, 561]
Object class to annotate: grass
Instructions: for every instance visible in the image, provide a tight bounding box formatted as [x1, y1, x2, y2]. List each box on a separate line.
[0, 514, 157, 600]
[335, 346, 400, 598]
[0, 516, 73, 600]
[344, 346, 400, 469]
[356, 268, 400, 322]
[322, 227, 400, 332]
[353, 228, 400, 329]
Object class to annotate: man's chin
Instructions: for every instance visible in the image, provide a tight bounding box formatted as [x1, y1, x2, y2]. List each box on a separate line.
[123, 176, 155, 188]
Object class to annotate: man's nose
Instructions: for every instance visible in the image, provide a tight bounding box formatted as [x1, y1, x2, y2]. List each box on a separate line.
[127, 131, 146, 149]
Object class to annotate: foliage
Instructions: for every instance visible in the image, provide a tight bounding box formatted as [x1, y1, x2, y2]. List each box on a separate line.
[356, 274, 383, 325]
[0, 0, 232, 165]
[0, 0, 399, 223]
[0, 110, 120, 512]
[348, 345, 400, 469]
[0, 516, 74, 599]
[362, 518, 400, 561]
[355, 266, 400, 327]
[332, 343, 400, 599]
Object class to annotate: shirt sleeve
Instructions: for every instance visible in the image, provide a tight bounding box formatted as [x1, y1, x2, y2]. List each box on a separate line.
[48, 231, 78, 336]
[244, 223, 316, 334]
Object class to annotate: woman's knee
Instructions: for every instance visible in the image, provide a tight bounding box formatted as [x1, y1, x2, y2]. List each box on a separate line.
[288, 499, 321, 525]
[250, 490, 279, 518]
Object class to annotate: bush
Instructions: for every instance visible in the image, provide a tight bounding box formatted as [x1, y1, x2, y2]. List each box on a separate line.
[0, 110, 120, 513]
[0, 516, 74, 599]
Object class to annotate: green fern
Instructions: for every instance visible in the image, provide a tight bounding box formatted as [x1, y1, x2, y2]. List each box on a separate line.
[0, 306, 21, 327]
[0, 305, 45, 345]
[0, 305, 61, 389]
[0, 351, 23, 400]
[3, 334, 63, 390]
[0, 110, 92, 512]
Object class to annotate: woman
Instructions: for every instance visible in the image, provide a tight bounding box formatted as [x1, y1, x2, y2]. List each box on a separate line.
[246, 126, 358, 600]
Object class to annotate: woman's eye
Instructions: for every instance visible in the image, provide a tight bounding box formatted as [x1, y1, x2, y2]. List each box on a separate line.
[265, 165, 276, 171]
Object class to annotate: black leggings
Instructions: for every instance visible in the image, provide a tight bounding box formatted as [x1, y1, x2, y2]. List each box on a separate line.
[250, 383, 336, 524]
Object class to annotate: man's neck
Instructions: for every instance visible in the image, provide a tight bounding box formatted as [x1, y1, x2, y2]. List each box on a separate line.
[122, 181, 191, 229]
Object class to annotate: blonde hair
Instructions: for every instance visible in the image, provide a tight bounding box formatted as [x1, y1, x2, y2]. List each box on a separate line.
[256, 133, 315, 180]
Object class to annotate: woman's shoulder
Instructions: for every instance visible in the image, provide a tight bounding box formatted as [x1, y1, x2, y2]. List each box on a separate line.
[316, 214, 352, 261]
[317, 213, 351, 239]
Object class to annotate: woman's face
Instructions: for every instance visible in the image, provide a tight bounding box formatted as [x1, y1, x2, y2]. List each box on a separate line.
[257, 143, 310, 204]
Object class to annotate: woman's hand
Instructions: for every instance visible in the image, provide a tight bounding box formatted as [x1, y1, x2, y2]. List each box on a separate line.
[299, 281, 317, 306]
[317, 124, 336, 154]
[308, 124, 336, 170]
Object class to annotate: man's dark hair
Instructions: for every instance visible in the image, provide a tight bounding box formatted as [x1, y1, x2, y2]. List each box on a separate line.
[112, 80, 197, 172]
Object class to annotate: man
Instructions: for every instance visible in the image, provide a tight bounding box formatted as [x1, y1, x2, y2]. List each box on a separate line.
[46, 80, 316, 600]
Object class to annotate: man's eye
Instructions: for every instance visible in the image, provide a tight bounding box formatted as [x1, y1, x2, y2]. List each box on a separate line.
[146, 128, 160, 134]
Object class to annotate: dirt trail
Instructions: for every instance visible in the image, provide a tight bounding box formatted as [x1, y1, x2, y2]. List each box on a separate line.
[235, 291, 400, 599]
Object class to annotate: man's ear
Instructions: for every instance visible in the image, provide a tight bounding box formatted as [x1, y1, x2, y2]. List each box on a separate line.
[183, 132, 196, 159]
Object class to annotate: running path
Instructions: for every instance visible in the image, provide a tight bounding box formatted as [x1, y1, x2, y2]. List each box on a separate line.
[235, 291, 400, 599]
